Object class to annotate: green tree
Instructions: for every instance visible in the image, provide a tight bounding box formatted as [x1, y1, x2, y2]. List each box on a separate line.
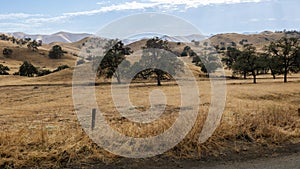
[27, 40, 40, 51]
[266, 37, 300, 83]
[49, 45, 64, 59]
[180, 50, 188, 57]
[258, 52, 281, 79]
[233, 45, 262, 83]
[0, 64, 10, 75]
[3, 48, 13, 57]
[223, 45, 267, 83]
[96, 40, 132, 84]
[19, 61, 38, 77]
[222, 46, 242, 77]
[181, 46, 194, 57]
[133, 37, 183, 86]
[193, 52, 221, 77]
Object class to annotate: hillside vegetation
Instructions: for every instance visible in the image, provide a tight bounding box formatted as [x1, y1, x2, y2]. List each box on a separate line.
[0, 31, 299, 168]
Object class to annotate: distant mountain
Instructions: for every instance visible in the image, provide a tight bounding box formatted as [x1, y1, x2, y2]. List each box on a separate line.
[7, 31, 92, 44]
[122, 34, 207, 45]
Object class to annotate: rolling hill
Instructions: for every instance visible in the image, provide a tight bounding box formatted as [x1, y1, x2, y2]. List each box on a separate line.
[5, 32, 92, 44]
[1, 30, 299, 78]
[0, 39, 77, 74]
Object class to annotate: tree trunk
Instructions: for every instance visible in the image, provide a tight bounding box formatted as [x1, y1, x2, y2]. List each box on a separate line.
[243, 72, 247, 79]
[253, 73, 257, 84]
[269, 67, 276, 79]
[117, 76, 121, 84]
[115, 70, 121, 84]
[157, 73, 162, 86]
[284, 67, 288, 83]
[284, 72, 288, 83]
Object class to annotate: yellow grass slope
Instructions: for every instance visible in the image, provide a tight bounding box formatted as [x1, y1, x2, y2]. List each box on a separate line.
[0, 40, 77, 74]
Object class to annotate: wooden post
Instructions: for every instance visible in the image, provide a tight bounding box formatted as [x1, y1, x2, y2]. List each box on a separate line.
[298, 108, 300, 117]
[91, 108, 96, 130]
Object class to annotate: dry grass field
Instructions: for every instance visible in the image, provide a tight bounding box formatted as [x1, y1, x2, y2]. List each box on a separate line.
[0, 67, 299, 168]
[0, 35, 299, 168]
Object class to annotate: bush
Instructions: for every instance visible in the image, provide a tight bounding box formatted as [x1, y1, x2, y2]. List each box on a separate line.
[37, 69, 52, 76]
[0, 64, 10, 75]
[77, 59, 85, 65]
[3, 48, 13, 57]
[180, 51, 188, 57]
[49, 45, 64, 59]
[53, 65, 70, 72]
[19, 61, 38, 77]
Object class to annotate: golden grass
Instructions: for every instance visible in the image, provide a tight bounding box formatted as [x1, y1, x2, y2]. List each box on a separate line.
[0, 71, 299, 168]
[0, 41, 77, 74]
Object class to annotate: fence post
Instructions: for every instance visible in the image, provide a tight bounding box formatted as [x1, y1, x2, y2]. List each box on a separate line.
[91, 108, 96, 130]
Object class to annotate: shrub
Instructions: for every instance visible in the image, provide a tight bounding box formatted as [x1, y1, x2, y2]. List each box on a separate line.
[37, 69, 52, 76]
[0, 64, 10, 75]
[19, 61, 38, 77]
[53, 65, 70, 72]
[77, 59, 85, 65]
[49, 45, 64, 59]
[3, 48, 13, 57]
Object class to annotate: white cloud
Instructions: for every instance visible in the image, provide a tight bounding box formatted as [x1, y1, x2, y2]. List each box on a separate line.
[67, 0, 264, 17]
[266, 18, 276, 21]
[0, 13, 43, 20]
[96, 1, 111, 5]
[149, 0, 263, 8]
[25, 15, 69, 24]
[249, 18, 260, 22]
[2, 0, 265, 25]
[64, 1, 160, 17]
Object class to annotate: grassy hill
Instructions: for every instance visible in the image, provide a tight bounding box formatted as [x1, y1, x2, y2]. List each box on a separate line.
[1, 30, 299, 81]
[208, 31, 300, 50]
[0, 39, 77, 74]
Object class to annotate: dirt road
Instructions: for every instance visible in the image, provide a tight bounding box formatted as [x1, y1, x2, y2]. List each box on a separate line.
[75, 152, 300, 169]
[193, 153, 300, 169]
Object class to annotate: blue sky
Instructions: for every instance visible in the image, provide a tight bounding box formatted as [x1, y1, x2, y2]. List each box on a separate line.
[0, 0, 299, 35]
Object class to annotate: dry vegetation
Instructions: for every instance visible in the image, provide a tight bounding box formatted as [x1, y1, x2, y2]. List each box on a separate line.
[0, 70, 299, 168]
[0, 33, 299, 168]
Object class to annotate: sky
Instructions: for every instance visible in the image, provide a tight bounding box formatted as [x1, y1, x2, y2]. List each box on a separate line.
[0, 0, 300, 36]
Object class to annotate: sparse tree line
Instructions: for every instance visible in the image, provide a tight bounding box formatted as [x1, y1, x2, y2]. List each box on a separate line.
[275, 29, 300, 35]
[13, 62, 69, 77]
[92, 37, 221, 85]
[1, 34, 300, 85]
[221, 37, 300, 83]
[92, 37, 183, 86]
[0, 61, 69, 77]
[2, 44, 65, 59]
[0, 34, 42, 50]
[91, 36, 300, 85]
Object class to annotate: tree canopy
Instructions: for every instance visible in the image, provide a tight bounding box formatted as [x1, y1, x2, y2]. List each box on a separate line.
[49, 45, 64, 59]
[96, 40, 132, 84]
[193, 52, 221, 77]
[132, 37, 183, 86]
[266, 37, 300, 82]
[3, 48, 13, 57]
[18, 61, 38, 77]
[0, 64, 10, 75]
